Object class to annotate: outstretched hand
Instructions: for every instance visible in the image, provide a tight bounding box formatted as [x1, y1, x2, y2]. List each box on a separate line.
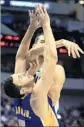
[62, 39, 84, 58]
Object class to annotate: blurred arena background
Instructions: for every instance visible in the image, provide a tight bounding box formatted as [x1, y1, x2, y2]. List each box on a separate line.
[0, 0, 84, 126]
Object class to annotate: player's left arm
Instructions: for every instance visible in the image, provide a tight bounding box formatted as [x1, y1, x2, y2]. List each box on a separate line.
[29, 7, 58, 126]
[26, 38, 84, 63]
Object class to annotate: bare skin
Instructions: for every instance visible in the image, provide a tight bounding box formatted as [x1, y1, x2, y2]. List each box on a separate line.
[12, 4, 84, 105]
[11, 5, 84, 127]
[22, 34, 84, 106]
[27, 34, 84, 61]
[13, 5, 59, 126]
[29, 5, 58, 126]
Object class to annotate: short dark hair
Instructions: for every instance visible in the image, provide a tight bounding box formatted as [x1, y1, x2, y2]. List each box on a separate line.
[31, 33, 45, 48]
[35, 33, 45, 43]
[4, 76, 24, 98]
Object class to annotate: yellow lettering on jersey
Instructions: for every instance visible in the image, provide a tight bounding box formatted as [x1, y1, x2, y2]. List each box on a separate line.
[18, 106, 21, 114]
[26, 111, 29, 118]
[21, 108, 24, 116]
[23, 111, 26, 117]
[15, 107, 18, 114]
[15, 106, 30, 118]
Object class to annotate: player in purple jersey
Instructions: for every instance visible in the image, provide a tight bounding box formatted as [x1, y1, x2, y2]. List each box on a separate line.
[4, 5, 84, 127]
[4, 5, 59, 126]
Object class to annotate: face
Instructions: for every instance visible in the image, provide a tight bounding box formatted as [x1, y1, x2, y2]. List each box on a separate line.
[11, 72, 34, 87]
[33, 34, 45, 48]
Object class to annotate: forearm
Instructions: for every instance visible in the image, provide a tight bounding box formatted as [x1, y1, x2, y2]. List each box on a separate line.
[16, 25, 36, 59]
[43, 24, 58, 62]
[26, 44, 44, 61]
[39, 24, 58, 94]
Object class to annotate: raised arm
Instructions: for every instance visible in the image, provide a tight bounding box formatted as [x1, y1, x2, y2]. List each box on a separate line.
[30, 6, 59, 125]
[33, 6, 58, 95]
[15, 10, 41, 73]
[26, 38, 84, 64]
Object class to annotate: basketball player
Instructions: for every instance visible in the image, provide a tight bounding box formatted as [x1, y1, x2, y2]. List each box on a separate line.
[4, 5, 84, 127]
[4, 5, 59, 126]
[18, 4, 84, 105]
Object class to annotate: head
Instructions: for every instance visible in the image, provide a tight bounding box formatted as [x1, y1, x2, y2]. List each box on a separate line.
[11, 72, 34, 87]
[4, 72, 34, 98]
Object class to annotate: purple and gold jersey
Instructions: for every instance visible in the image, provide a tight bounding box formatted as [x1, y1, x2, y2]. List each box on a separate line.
[13, 93, 57, 127]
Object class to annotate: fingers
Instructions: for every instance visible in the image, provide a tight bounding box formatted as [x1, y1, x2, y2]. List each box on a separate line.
[28, 10, 31, 17]
[67, 43, 84, 58]
[28, 10, 35, 17]
[36, 4, 48, 19]
[28, 10, 33, 17]
[73, 44, 84, 58]
[74, 48, 80, 58]
[29, 62, 33, 68]
[43, 6, 48, 15]
[71, 45, 77, 58]
[32, 60, 37, 68]
[37, 4, 44, 16]
[78, 47, 84, 54]
[29, 60, 38, 69]
[28, 5, 47, 21]
[29, 5, 48, 17]
[67, 45, 70, 56]
[29, 62, 34, 69]
[31, 10, 34, 15]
